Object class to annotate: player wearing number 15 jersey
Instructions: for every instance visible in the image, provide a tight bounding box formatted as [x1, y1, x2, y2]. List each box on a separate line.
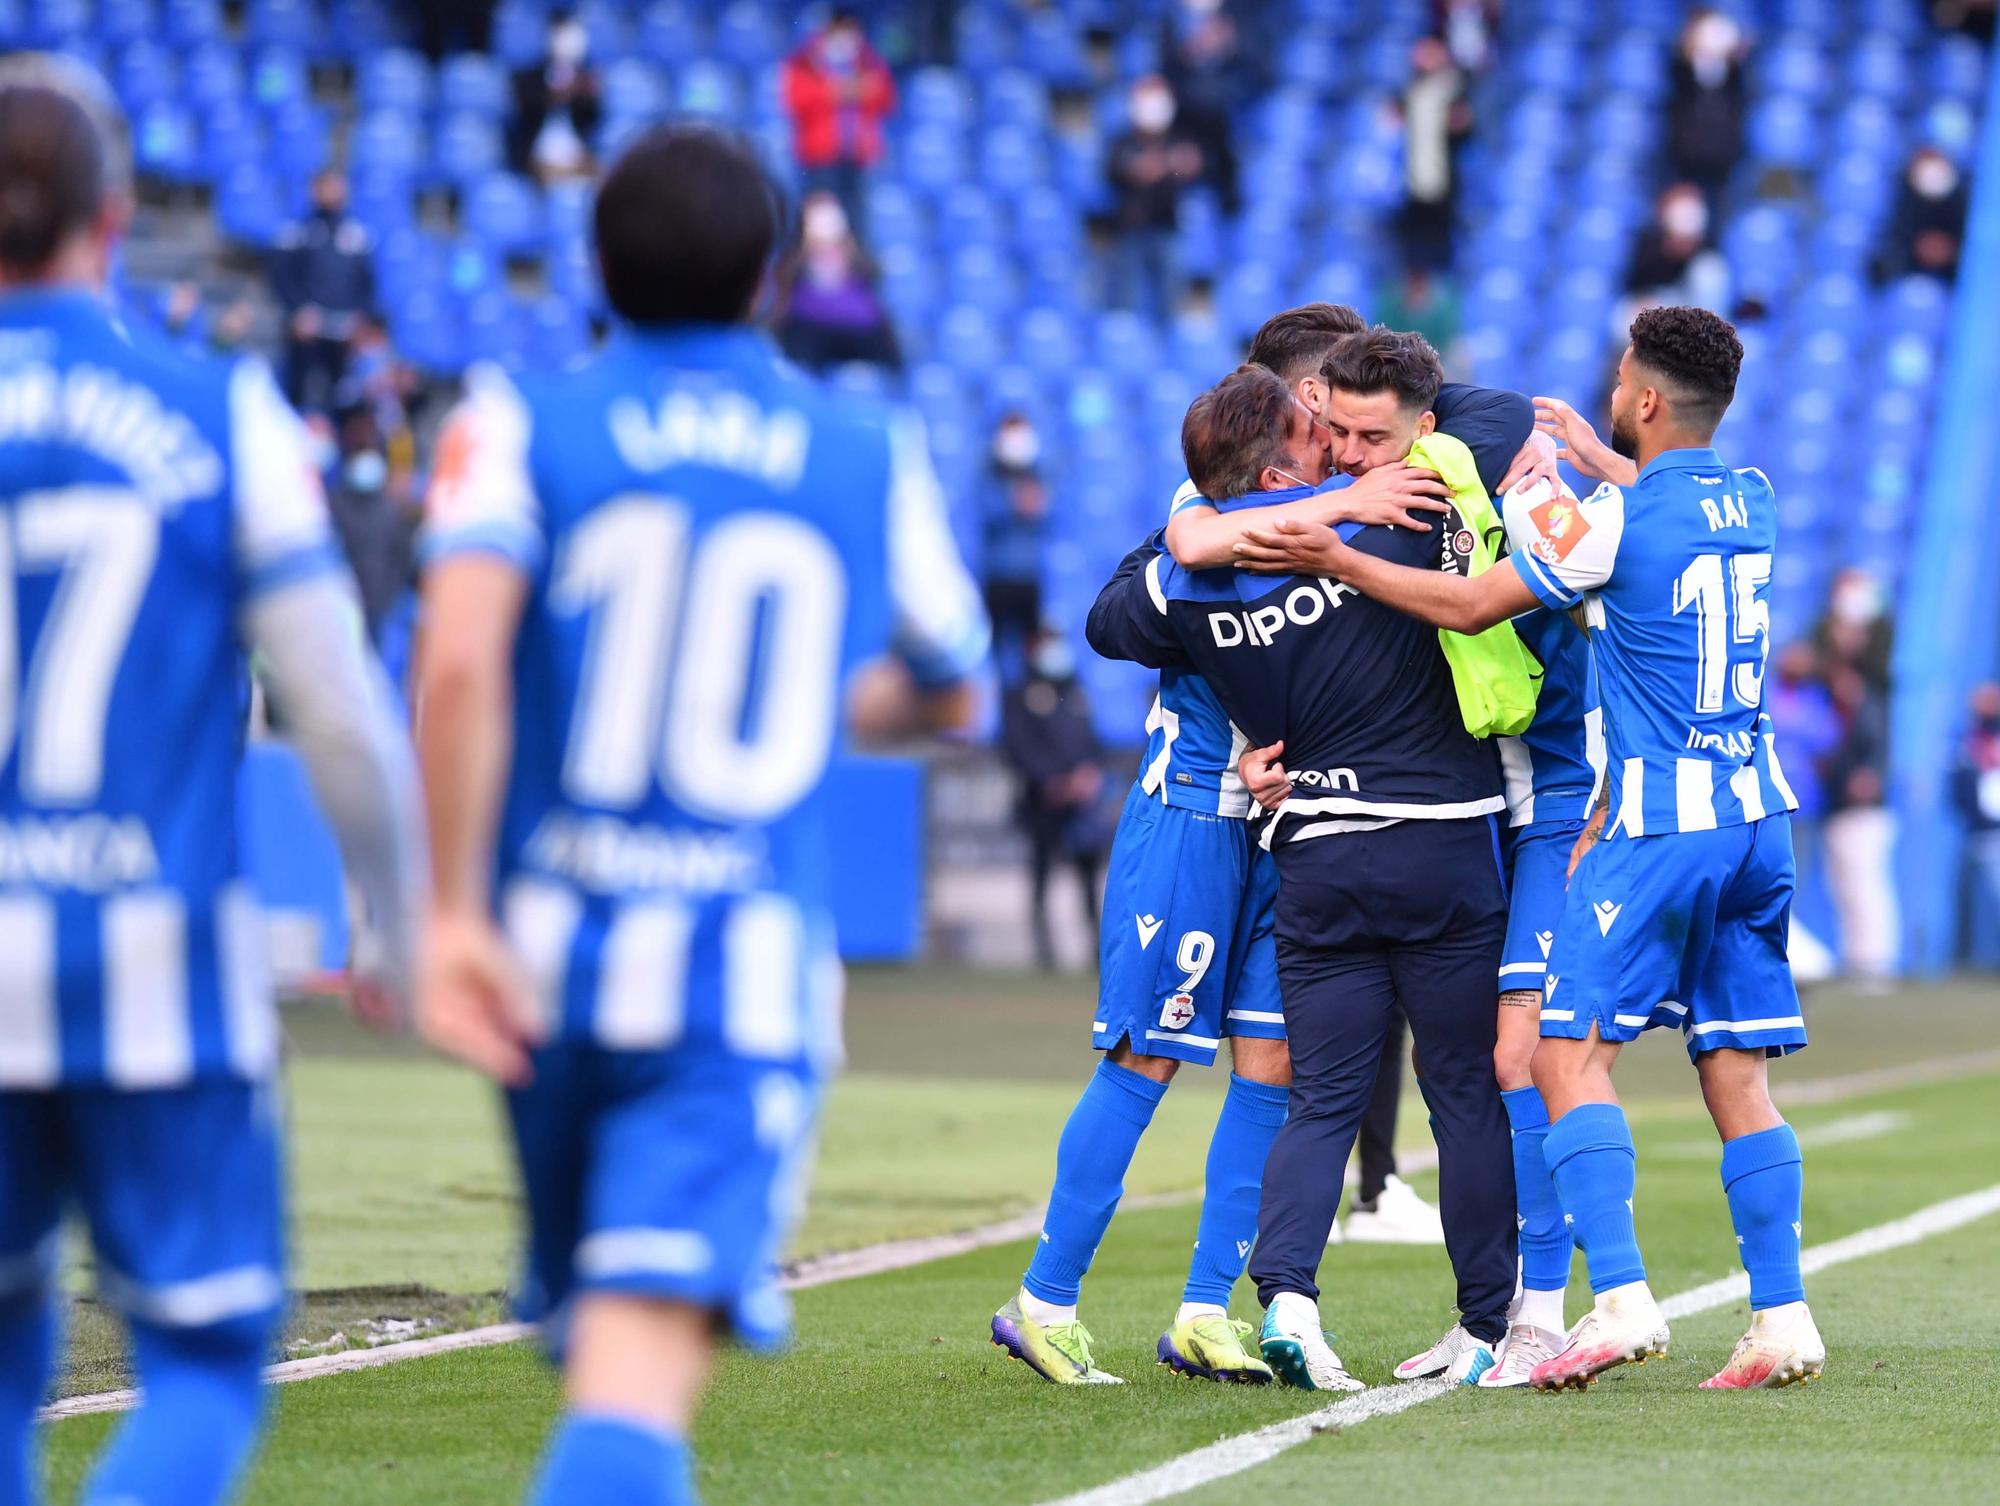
[0, 61, 426, 1506]
[415, 126, 985, 1506]
[1255, 307, 1822, 1396]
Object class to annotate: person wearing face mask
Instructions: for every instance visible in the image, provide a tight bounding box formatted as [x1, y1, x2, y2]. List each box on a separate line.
[1953, 683, 2000, 967]
[1814, 572, 1899, 984]
[1667, 8, 1747, 198]
[782, 9, 896, 238]
[1626, 182, 1729, 313]
[270, 168, 374, 413]
[980, 412, 1049, 678]
[327, 406, 419, 649]
[774, 191, 900, 373]
[1105, 75, 1204, 321]
[507, 11, 602, 184]
[1875, 146, 1971, 284]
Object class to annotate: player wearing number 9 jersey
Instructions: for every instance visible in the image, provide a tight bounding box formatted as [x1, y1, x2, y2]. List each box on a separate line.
[415, 125, 986, 1506]
[1271, 307, 1822, 1396]
[0, 59, 427, 1506]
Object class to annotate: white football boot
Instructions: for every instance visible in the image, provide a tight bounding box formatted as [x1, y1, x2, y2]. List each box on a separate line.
[1530, 1280, 1671, 1391]
[1476, 1322, 1567, 1388]
[1394, 1320, 1492, 1381]
[1343, 1175, 1446, 1244]
[1258, 1293, 1366, 1392]
[1700, 1301, 1825, 1390]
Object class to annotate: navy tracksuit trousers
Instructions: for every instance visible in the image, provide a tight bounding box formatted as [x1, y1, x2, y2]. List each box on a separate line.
[1248, 816, 1517, 1343]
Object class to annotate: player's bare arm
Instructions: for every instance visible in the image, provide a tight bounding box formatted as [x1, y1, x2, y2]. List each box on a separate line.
[1163, 462, 1451, 568]
[1534, 396, 1638, 487]
[1232, 516, 1540, 632]
[847, 657, 978, 742]
[413, 553, 543, 1087]
[1567, 778, 1610, 880]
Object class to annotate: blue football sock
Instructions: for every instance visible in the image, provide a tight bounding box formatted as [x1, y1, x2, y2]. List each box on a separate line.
[530, 1413, 695, 1506]
[1544, 1103, 1646, 1295]
[1182, 1074, 1289, 1308]
[0, 1294, 53, 1506]
[1721, 1123, 1806, 1310]
[85, 1313, 270, 1506]
[1023, 1058, 1169, 1306]
[1503, 1086, 1574, 1293]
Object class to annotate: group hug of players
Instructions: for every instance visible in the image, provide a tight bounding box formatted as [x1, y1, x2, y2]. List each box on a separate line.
[990, 299, 1827, 1396]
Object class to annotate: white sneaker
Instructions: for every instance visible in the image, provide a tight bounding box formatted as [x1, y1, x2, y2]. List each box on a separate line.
[1258, 1293, 1366, 1393]
[1324, 1213, 1344, 1245]
[1343, 1175, 1445, 1245]
[1530, 1281, 1671, 1391]
[1476, 1322, 1565, 1388]
[1394, 1320, 1481, 1380]
[1700, 1301, 1825, 1390]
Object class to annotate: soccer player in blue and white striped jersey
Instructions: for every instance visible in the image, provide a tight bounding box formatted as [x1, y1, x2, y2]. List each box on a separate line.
[0, 60, 427, 1506]
[1247, 307, 1823, 1394]
[414, 126, 985, 1506]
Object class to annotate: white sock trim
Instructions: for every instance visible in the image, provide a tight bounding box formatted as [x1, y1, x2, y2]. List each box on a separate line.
[1018, 1287, 1076, 1326]
[1516, 1285, 1565, 1334]
[1175, 1301, 1227, 1326]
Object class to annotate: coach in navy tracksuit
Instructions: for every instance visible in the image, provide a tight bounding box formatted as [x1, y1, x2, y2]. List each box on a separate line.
[1087, 364, 1519, 1369]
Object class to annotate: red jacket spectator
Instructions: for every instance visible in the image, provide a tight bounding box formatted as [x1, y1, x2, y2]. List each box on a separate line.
[782, 16, 896, 170]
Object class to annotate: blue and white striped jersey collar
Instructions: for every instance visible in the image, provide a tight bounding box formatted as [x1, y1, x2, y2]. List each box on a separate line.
[1636, 446, 1723, 483]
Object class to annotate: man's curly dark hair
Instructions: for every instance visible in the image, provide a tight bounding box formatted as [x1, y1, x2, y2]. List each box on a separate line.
[1627, 305, 1742, 433]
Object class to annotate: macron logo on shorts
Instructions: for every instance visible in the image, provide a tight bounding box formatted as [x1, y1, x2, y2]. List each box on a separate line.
[1593, 900, 1623, 936]
[1536, 930, 1554, 957]
[1135, 913, 1163, 949]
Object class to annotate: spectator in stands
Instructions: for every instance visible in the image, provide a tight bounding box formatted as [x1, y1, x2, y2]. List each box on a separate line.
[326, 404, 418, 647]
[980, 411, 1049, 678]
[1815, 567, 1895, 694]
[1814, 572, 1899, 982]
[1769, 641, 1843, 887]
[1105, 75, 1203, 321]
[773, 192, 901, 374]
[1163, 0, 1250, 213]
[1439, 0, 1499, 73]
[1934, 0, 1998, 41]
[336, 312, 420, 476]
[1666, 8, 1748, 200]
[782, 9, 896, 237]
[1000, 627, 1111, 972]
[1377, 263, 1462, 373]
[1874, 146, 1972, 285]
[508, 9, 602, 184]
[1953, 681, 2000, 965]
[207, 294, 256, 356]
[1625, 181, 1729, 311]
[417, 0, 495, 62]
[156, 280, 204, 351]
[270, 169, 375, 414]
[1396, 35, 1472, 274]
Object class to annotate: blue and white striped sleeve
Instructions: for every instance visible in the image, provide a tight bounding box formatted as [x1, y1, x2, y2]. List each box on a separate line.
[1168, 476, 1210, 518]
[1504, 478, 1624, 610]
[228, 360, 345, 599]
[421, 364, 545, 575]
[887, 412, 990, 689]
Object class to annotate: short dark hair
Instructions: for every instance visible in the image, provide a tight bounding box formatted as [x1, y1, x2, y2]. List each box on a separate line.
[1319, 326, 1443, 413]
[1182, 364, 1296, 501]
[1246, 302, 1366, 384]
[594, 124, 777, 327]
[0, 70, 110, 277]
[1627, 304, 1741, 432]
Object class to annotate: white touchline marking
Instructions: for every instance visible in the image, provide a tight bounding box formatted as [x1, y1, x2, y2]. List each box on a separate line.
[37, 1049, 1997, 1423]
[1793, 1109, 1908, 1148]
[1026, 1182, 2000, 1506]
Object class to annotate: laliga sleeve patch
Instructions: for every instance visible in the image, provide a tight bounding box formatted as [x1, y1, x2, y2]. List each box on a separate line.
[1529, 491, 1592, 563]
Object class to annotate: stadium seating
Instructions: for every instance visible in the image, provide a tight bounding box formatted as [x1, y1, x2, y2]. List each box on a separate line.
[6, 0, 1982, 740]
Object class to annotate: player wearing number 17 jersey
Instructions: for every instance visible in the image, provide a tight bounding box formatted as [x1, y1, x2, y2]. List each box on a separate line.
[415, 126, 986, 1506]
[1254, 307, 1822, 1395]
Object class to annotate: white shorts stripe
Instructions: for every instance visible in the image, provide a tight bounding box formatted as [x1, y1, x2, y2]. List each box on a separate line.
[1675, 758, 1718, 832]
[1691, 1014, 1805, 1036]
[97, 1263, 283, 1327]
[1728, 763, 1766, 825]
[724, 894, 804, 1059]
[1497, 962, 1546, 978]
[1146, 1029, 1222, 1049]
[1224, 1009, 1284, 1024]
[1091, 1020, 1108, 1032]
[1613, 1013, 1654, 1027]
[574, 1228, 713, 1279]
[103, 891, 191, 1089]
[218, 883, 277, 1079]
[502, 878, 582, 1035]
[0, 896, 57, 1087]
[1654, 1000, 1689, 1017]
[595, 899, 694, 1050]
[1615, 757, 1644, 837]
[1539, 1008, 1575, 1022]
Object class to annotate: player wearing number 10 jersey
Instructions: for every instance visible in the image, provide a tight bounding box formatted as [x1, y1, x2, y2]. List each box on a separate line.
[1259, 307, 1823, 1396]
[415, 126, 986, 1506]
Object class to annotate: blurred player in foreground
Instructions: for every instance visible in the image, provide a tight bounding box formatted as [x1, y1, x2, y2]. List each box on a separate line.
[415, 124, 985, 1505]
[1241, 306, 1823, 1392]
[0, 58, 427, 1506]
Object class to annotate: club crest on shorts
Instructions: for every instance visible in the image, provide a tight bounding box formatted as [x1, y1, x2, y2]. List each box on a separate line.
[1159, 993, 1196, 1029]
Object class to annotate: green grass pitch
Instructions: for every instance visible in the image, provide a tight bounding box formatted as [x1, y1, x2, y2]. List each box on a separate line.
[36, 971, 2000, 1505]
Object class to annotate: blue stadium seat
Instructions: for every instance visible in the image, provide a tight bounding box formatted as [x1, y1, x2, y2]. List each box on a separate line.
[216, 163, 284, 248]
[1093, 309, 1160, 383]
[1020, 6, 1087, 88]
[199, 99, 268, 178]
[1930, 33, 1988, 101]
[249, 46, 309, 112]
[529, 293, 590, 368]
[434, 112, 505, 187]
[350, 108, 427, 183]
[984, 69, 1048, 132]
[1012, 185, 1078, 257]
[1756, 35, 1830, 104]
[244, 0, 319, 51]
[442, 235, 501, 299]
[133, 101, 200, 182]
[1748, 96, 1817, 170]
[937, 186, 1002, 253]
[462, 173, 546, 257]
[358, 48, 432, 115]
[603, 57, 671, 120]
[324, 0, 406, 58]
[439, 53, 509, 118]
[904, 67, 973, 134]
[946, 243, 1019, 315]
[269, 103, 331, 179]
[1016, 307, 1080, 381]
[391, 288, 463, 374]
[348, 168, 416, 235]
[114, 42, 179, 116]
[898, 123, 968, 198]
[492, 0, 550, 67]
[638, 1, 705, 63]
[183, 41, 245, 111]
[1845, 35, 1912, 103]
[935, 305, 1005, 377]
[96, 0, 155, 48]
[160, 0, 222, 46]
[675, 59, 744, 123]
[712, 0, 780, 70]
